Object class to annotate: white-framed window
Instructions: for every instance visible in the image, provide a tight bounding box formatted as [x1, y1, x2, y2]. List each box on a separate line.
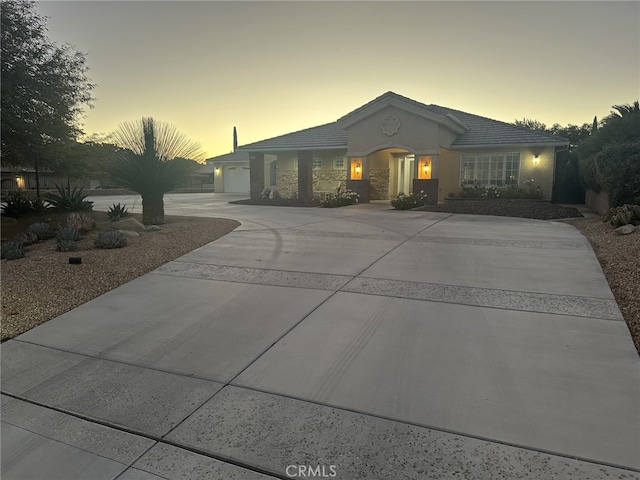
[313, 157, 323, 170]
[333, 157, 346, 170]
[461, 152, 520, 186]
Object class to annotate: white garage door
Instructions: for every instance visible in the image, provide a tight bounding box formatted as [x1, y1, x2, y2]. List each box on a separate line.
[223, 165, 250, 193]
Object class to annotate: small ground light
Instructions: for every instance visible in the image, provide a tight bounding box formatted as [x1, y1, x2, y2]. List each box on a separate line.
[69, 257, 82, 265]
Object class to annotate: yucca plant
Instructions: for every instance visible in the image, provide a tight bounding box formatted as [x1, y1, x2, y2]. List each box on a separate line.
[108, 117, 203, 225]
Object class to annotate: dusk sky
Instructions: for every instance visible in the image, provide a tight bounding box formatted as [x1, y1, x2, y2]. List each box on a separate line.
[37, 1, 639, 159]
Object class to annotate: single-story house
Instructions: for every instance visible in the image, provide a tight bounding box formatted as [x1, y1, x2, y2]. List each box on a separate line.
[228, 91, 569, 203]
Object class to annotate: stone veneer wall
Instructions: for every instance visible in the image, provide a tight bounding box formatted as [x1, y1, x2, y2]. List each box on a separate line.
[369, 168, 390, 200]
[276, 169, 347, 197]
[276, 170, 298, 197]
[313, 170, 347, 190]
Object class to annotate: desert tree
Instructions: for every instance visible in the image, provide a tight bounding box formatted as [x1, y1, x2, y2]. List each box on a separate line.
[1, 0, 94, 196]
[108, 117, 204, 224]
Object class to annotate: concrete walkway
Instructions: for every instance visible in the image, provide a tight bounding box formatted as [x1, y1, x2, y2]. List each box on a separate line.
[2, 193, 639, 479]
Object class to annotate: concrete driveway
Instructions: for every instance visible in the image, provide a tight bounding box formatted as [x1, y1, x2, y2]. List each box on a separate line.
[2, 194, 639, 479]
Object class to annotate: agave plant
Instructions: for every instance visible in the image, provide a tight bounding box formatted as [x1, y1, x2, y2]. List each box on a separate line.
[46, 184, 93, 211]
[107, 202, 129, 220]
[108, 117, 203, 225]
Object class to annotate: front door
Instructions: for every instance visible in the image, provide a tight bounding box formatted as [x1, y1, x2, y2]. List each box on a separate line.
[397, 154, 415, 195]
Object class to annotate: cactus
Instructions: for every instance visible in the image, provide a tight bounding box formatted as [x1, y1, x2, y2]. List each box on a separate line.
[95, 229, 127, 249]
[1, 240, 25, 260]
[604, 204, 640, 227]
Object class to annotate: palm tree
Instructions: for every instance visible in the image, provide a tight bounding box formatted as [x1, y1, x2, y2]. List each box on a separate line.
[109, 117, 204, 224]
[605, 101, 640, 122]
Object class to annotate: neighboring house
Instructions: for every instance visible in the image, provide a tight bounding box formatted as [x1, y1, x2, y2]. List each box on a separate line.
[206, 150, 276, 194]
[234, 91, 569, 203]
[1, 166, 81, 191]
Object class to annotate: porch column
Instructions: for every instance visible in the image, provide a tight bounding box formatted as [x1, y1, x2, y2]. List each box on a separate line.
[430, 154, 440, 178]
[297, 150, 313, 200]
[249, 152, 265, 200]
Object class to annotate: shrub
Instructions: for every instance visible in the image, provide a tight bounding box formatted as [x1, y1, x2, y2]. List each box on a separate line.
[95, 229, 127, 249]
[1, 190, 32, 217]
[458, 182, 543, 200]
[594, 141, 640, 207]
[1, 240, 25, 260]
[27, 222, 56, 240]
[15, 231, 38, 246]
[0, 190, 51, 217]
[107, 203, 129, 220]
[321, 190, 359, 208]
[46, 184, 93, 211]
[66, 212, 96, 233]
[390, 191, 428, 210]
[56, 225, 80, 242]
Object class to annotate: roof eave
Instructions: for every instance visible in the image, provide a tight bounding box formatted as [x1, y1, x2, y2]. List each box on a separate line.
[452, 141, 570, 149]
[237, 144, 347, 153]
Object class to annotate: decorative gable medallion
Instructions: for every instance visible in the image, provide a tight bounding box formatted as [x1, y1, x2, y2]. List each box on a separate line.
[381, 115, 400, 136]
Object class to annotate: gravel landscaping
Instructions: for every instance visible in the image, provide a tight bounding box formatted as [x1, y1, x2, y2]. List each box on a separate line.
[566, 216, 640, 355]
[1, 212, 239, 340]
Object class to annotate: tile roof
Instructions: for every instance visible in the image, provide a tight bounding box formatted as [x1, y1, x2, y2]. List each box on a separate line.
[205, 150, 251, 163]
[237, 92, 568, 152]
[425, 105, 569, 147]
[238, 122, 347, 152]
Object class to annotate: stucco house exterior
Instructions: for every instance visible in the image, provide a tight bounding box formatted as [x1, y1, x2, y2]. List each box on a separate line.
[217, 91, 569, 202]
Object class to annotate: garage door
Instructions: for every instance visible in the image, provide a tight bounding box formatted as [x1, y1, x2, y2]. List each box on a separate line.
[223, 165, 250, 193]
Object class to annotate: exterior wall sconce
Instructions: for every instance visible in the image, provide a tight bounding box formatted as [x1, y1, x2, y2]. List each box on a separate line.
[215, 166, 220, 174]
[351, 158, 363, 180]
[418, 156, 432, 179]
[533, 155, 540, 165]
[16, 175, 25, 188]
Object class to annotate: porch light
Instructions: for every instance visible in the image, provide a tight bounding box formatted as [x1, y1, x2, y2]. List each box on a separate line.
[533, 155, 540, 165]
[354, 161, 362, 174]
[423, 164, 430, 174]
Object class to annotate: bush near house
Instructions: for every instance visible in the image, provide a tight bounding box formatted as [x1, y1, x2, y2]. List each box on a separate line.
[390, 191, 428, 210]
[577, 101, 640, 207]
[457, 180, 543, 200]
[321, 190, 359, 208]
[593, 141, 640, 207]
